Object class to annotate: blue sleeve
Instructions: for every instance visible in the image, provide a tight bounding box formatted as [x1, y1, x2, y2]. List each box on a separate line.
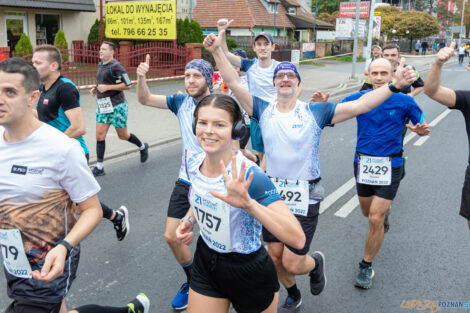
[166, 94, 188, 115]
[246, 167, 282, 206]
[308, 102, 338, 128]
[406, 97, 425, 125]
[339, 91, 364, 104]
[241, 58, 256, 72]
[251, 96, 269, 121]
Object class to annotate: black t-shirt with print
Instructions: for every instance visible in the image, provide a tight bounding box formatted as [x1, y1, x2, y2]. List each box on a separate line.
[96, 59, 127, 106]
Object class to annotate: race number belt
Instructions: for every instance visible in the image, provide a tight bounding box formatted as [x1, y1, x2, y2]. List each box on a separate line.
[270, 178, 309, 216]
[97, 97, 114, 114]
[0, 229, 32, 278]
[189, 187, 232, 253]
[357, 155, 392, 186]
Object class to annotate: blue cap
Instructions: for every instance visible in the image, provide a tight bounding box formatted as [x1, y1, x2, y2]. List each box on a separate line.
[232, 48, 247, 58]
[273, 62, 301, 85]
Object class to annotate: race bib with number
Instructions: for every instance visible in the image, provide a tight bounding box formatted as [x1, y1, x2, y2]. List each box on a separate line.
[270, 178, 309, 216]
[0, 229, 32, 278]
[357, 155, 392, 185]
[190, 187, 232, 253]
[97, 97, 114, 114]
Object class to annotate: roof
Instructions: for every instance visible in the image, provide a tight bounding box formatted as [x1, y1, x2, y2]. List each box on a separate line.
[0, 0, 96, 12]
[287, 14, 334, 30]
[193, 0, 295, 29]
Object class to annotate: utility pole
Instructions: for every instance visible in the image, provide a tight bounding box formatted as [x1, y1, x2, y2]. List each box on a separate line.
[365, 0, 376, 64]
[313, 0, 318, 57]
[100, 0, 104, 44]
[458, 0, 467, 47]
[274, 0, 277, 36]
[352, 0, 361, 79]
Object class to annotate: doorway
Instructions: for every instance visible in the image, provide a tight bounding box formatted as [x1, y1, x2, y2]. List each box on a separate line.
[5, 12, 27, 55]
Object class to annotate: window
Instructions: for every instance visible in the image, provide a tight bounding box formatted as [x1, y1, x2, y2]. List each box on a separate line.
[5, 12, 27, 52]
[270, 4, 278, 13]
[289, 7, 296, 14]
[35, 14, 60, 45]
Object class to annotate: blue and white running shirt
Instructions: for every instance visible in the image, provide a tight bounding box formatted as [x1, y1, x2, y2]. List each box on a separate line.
[166, 93, 203, 183]
[241, 58, 280, 102]
[252, 97, 337, 181]
[186, 151, 281, 254]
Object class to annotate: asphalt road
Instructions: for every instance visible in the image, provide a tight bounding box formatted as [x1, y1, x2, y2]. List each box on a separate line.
[1, 63, 470, 313]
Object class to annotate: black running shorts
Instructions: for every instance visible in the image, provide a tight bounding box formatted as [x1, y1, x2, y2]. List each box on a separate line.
[191, 237, 280, 313]
[262, 203, 320, 255]
[6, 300, 61, 313]
[167, 180, 191, 219]
[460, 166, 470, 220]
[354, 162, 403, 201]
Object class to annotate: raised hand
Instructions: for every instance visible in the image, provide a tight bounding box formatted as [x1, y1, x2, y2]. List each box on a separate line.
[310, 91, 330, 103]
[137, 54, 150, 77]
[203, 31, 224, 53]
[210, 156, 254, 210]
[436, 42, 456, 65]
[217, 18, 233, 32]
[176, 219, 194, 245]
[392, 58, 416, 89]
[406, 121, 430, 136]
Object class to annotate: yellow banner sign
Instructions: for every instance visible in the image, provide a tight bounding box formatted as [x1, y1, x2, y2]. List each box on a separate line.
[105, 1, 176, 40]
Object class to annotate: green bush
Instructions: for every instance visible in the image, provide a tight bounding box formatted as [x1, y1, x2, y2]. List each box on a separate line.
[54, 30, 68, 63]
[14, 33, 33, 58]
[201, 47, 215, 67]
[226, 36, 238, 50]
[177, 18, 203, 46]
[88, 19, 101, 44]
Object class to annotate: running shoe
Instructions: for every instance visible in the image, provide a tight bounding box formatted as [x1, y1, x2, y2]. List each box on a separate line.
[384, 208, 391, 233]
[113, 206, 129, 241]
[140, 143, 149, 163]
[171, 282, 189, 310]
[92, 166, 105, 177]
[278, 295, 302, 313]
[127, 293, 150, 313]
[355, 264, 375, 289]
[309, 251, 326, 295]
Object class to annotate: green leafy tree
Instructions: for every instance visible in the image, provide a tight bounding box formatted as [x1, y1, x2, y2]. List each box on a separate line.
[54, 29, 68, 62]
[312, 0, 340, 14]
[318, 11, 339, 25]
[226, 37, 238, 50]
[177, 18, 203, 46]
[376, 5, 402, 37]
[454, 0, 470, 38]
[14, 33, 33, 58]
[88, 19, 101, 44]
[395, 10, 440, 50]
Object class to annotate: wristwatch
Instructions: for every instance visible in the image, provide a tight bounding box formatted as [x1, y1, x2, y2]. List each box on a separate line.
[388, 81, 400, 93]
[180, 216, 195, 229]
[58, 240, 73, 259]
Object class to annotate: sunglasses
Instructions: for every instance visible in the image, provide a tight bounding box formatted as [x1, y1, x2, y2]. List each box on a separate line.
[274, 72, 297, 80]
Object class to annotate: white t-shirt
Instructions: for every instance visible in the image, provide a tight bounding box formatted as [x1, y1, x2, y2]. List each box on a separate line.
[0, 123, 100, 303]
[459, 46, 466, 54]
[241, 58, 280, 102]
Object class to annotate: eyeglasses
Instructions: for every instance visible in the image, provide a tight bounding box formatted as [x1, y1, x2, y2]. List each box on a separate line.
[274, 72, 297, 80]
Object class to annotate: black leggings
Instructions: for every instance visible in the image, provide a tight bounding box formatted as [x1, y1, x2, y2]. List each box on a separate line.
[73, 305, 127, 313]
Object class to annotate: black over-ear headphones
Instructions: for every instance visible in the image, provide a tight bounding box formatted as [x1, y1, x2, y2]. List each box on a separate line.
[192, 114, 246, 140]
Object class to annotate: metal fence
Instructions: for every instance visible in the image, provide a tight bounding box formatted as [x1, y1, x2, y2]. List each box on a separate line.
[14, 41, 187, 88]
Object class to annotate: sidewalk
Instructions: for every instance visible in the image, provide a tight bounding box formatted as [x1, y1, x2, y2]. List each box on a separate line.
[80, 54, 454, 164]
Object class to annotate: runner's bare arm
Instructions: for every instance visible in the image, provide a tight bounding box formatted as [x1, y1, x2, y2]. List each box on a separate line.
[64, 107, 86, 138]
[176, 207, 196, 246]
[96, 82, 130, 93]
[136, 54, 169, 109]
[32, 195, 102, 283]
[217, 19, 242, 68]
[409, 86, 423, 98]
[332, 58, 417, 124]
[204, 31, 253, 116]
[210, 158, 305, 250]
[467, 63, 470, 72]
[424, 42, 457, 108]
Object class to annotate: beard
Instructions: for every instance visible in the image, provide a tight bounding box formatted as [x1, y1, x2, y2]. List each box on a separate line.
[186, 84, 208, 99]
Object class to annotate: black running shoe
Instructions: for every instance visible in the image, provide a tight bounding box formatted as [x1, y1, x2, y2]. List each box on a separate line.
[309, 251, 326, 295]
[113, 206, 129, 241]
[140, 143, 149, 163]
[127, 293, 150, 313]
[92, 167, 105, 177]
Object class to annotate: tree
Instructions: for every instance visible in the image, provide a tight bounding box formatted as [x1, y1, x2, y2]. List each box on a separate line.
[395, 10, 441, 50]
[177, 18, 203, 46]
[454, 0, 470, 38]
[318, 11, 339, 25]
[14, 33, 33, 58]
[375, 5, 402, 37]
[54, 29, 68, 62]
[312, 0, 340, 14]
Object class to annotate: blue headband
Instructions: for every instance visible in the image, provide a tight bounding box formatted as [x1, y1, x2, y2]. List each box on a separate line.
[273, 62, 301, 85]
[185, 59, 214, 91]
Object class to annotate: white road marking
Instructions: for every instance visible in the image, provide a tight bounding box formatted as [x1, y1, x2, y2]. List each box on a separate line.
[320, 178, 356, 214]
[414, 136, 429, 146]
[334, 196, 359, 218]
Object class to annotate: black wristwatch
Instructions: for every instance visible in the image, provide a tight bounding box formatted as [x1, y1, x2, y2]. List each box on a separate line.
[388, 81, 400, 93]
[58, 240, 73, 259]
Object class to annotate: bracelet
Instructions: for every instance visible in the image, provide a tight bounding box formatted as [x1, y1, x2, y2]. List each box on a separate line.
[180, 216, 195, 229]
[58, 240, 73, 259]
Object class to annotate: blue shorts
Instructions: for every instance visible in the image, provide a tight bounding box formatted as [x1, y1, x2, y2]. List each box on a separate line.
[250, 119, 264, 153]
